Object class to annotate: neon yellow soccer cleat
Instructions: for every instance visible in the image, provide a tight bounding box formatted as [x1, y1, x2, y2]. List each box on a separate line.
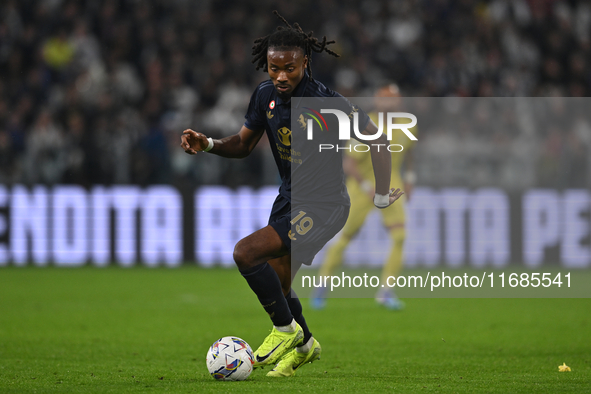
[267, 337, 321, 377]
[253, 323, 304, 368]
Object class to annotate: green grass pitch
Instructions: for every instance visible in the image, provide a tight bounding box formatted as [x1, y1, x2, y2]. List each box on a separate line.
[1, 267, 589, 393]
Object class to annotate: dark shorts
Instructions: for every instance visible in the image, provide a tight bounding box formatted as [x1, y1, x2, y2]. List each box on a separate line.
[268, 194, 350, 265]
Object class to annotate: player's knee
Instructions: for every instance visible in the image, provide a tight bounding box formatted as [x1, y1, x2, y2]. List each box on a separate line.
[233, 240, 254, 270]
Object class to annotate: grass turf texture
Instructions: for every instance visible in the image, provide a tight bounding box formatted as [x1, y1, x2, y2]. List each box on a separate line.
[0, 267, 589, 393]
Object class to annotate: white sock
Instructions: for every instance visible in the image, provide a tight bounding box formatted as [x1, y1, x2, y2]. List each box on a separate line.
[296, 337, 314, 353]
[274, 318, 297, 333]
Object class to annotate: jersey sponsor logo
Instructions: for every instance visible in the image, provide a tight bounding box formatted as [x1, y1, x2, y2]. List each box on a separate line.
[269, 100, 276, 109]
[277, 127, 292, 146]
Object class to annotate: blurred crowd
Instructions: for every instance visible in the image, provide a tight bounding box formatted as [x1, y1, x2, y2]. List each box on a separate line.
[0, 0, 590, 189]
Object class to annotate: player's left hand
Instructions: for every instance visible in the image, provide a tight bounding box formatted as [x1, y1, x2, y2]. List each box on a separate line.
[376, 188, 404, 209]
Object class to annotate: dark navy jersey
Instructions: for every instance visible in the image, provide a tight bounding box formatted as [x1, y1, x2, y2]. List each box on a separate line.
[244, 74, 369, 206]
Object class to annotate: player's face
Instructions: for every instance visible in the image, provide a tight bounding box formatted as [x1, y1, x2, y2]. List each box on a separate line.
[267, 48, 308, 98]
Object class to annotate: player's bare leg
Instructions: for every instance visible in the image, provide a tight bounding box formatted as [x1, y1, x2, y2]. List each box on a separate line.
[234, 226, 304, 368]
[233, 226, 289, 271]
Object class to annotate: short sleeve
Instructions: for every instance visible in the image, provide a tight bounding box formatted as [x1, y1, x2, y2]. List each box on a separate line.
[244, 87, 265, 131]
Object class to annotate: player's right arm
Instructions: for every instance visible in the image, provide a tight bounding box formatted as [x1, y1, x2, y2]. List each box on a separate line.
[181, 82, 267, 157]
[180, 126, 264, 158]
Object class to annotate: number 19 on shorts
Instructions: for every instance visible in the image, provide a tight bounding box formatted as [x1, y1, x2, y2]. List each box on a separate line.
[289, 211, 314, 240]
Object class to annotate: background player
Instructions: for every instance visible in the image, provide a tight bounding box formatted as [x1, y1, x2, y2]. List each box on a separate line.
[312, 84, 416, 310]
[181, 12, 403, 377]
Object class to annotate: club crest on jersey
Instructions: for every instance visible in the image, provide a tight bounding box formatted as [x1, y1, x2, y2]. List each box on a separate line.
[277, 127, 291, 146]
[297, 114, 307, 130]
[267, 110, 274, 119]
[269, 100, 276, 109]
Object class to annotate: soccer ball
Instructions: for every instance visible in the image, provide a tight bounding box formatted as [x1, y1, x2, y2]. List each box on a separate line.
[206, 336, 254, 381]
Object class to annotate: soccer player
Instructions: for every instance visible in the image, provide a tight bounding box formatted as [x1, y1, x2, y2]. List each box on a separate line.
[180, 11, 403, 377]
[312, 84, 416, 310]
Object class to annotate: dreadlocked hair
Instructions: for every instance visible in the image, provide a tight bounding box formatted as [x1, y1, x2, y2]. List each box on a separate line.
[251, 10, 340, 80]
